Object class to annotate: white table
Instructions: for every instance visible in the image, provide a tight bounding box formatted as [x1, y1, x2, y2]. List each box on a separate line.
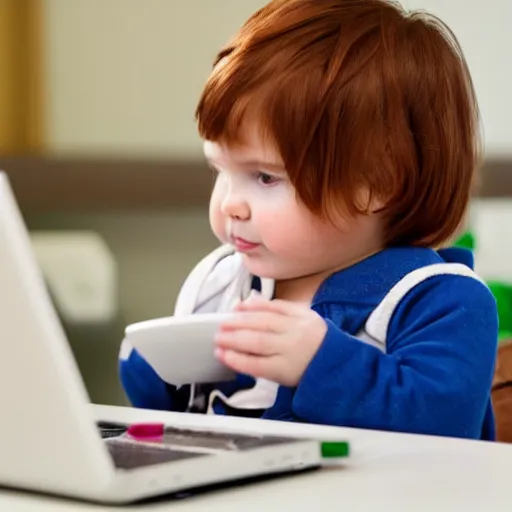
[1, 404, 511, 511]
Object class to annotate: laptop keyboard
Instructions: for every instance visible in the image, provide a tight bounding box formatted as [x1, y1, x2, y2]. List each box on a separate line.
[106, 439, 205, 469]
[99, 423, 301, 470]
[145, 426, 293, 451]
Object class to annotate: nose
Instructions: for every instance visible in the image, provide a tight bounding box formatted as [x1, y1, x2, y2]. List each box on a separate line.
[221, 186, 250, 220]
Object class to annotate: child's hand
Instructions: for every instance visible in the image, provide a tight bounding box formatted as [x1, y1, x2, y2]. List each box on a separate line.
[214, 295, 327, 386]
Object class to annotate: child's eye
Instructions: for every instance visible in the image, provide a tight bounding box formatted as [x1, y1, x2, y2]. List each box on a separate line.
[257, 172, 279, 185]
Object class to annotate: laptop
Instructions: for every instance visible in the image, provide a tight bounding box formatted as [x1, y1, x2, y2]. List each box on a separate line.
[0, 171, 329, 504]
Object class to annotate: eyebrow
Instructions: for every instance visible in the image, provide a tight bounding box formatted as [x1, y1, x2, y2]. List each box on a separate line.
[205, 156, 285, 172]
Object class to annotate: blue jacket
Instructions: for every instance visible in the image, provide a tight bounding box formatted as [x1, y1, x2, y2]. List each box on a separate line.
[119, 246, 498, 440]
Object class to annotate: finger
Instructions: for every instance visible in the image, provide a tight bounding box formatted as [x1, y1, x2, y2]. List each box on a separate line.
[219, 311, 287, 334]
[215, 348, 279, 380]
[215, 329, 280, 356]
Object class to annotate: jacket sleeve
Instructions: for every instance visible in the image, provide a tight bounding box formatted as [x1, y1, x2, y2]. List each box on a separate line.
[285, 275, 498, 438]
[119, 344, 192, 411]
[118, 342, 257, 413]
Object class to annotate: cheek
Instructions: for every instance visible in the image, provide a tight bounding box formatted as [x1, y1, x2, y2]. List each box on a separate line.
[209, 183, 227, 242]
[256, 201, 314, 250]
[261, 204, 342, 256]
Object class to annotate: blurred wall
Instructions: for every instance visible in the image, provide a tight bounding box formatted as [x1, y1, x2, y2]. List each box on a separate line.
[41, 0, 512, 158]
[28, 210, 217, 324]
[42, 0, 268, 157]
[402, 0, 512, 158]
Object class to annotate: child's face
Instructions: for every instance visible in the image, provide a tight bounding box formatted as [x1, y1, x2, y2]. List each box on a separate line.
[204, 128, 382, 281]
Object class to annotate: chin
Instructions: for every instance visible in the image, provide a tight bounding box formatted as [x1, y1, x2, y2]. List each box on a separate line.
[241, 255, 297, 281]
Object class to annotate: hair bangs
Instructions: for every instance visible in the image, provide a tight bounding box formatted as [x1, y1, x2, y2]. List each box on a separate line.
[195, 0, 481, 247]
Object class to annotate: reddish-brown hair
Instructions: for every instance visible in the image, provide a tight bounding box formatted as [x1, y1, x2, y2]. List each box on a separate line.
[195, 0, 481, 247]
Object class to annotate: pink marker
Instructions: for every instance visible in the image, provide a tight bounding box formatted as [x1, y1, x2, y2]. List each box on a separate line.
[126, 423, 164, 441]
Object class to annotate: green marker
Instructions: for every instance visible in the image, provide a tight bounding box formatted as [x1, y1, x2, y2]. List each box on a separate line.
[320, 441, 350, 459]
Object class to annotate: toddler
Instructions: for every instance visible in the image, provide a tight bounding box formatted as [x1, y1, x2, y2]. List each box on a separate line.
[120, 0, 498, 440]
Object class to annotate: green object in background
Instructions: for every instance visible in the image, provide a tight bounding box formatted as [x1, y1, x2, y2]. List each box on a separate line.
[454, 231, 475, 251]
[454, 231, 512, 343]
[487, 282, 512, 342]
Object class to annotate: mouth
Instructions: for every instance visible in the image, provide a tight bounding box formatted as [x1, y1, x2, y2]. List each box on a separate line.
[231, 236, 260, 252]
